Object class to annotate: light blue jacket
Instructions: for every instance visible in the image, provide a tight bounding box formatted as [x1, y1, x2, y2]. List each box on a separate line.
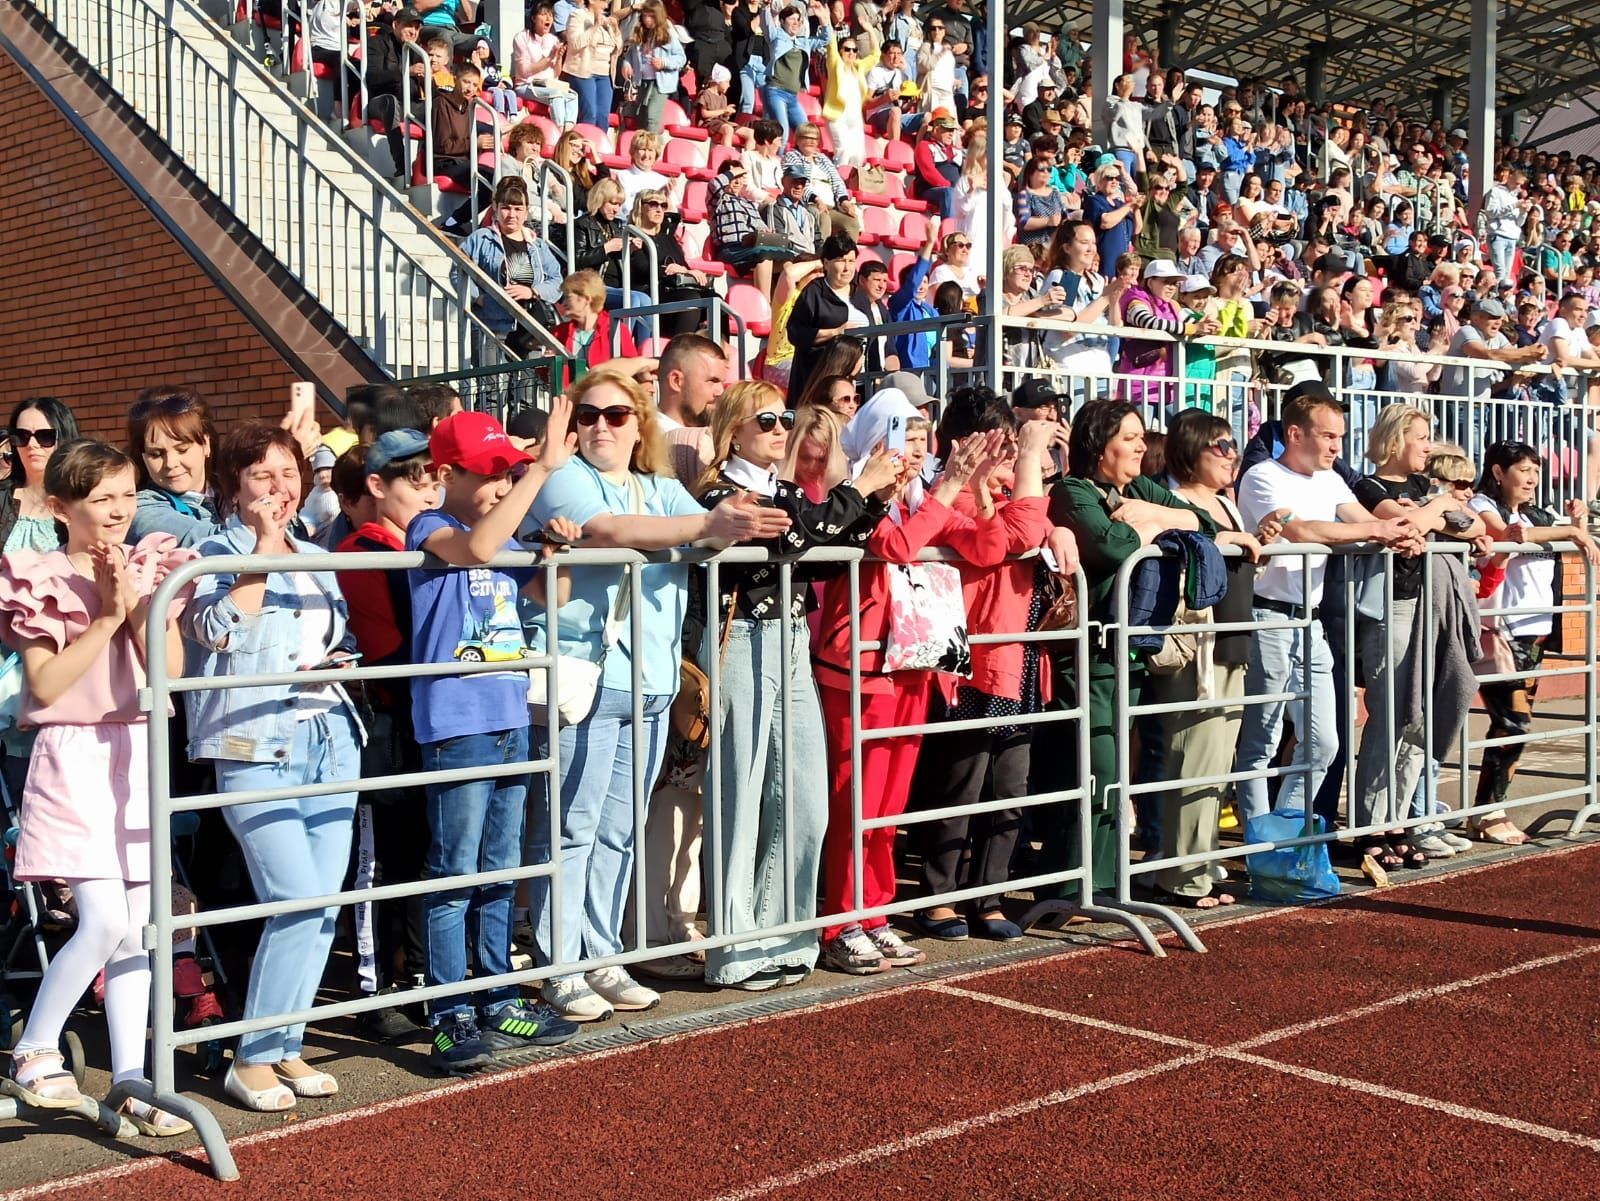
[127, 487, 224, 549]
[183, 517, 363, 763]
[456, 226, 564, 335]
[624, 37, 686, 96]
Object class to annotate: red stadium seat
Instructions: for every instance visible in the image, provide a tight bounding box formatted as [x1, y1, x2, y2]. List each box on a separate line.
[857, 205, 894, 245]
[884, 210, 929, 250]
[682, 179, 710, 223]
[880, 140, 915, 171]
[725, 282, 772, 337]
[664, 137, 709, 172]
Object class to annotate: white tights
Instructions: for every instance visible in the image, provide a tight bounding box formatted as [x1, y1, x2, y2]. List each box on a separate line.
[14, 878, 152, 1085]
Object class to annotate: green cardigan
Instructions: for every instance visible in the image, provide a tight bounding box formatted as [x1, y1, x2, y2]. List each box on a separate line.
[1047, 473, 1220, 634]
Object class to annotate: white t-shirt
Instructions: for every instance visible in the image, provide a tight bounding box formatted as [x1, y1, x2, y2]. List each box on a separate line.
[1538, 315, 1580, 367]
[292, 573, 342, 717]
[1469, 495, 1556, 637]
[1237, 457, 1358, 606]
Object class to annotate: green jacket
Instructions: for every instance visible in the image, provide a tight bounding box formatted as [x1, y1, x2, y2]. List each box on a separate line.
[1048, 474, 1219, 675]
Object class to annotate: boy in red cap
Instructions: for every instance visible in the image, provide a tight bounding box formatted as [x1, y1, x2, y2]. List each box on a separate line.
[405, 401, 584, 1073]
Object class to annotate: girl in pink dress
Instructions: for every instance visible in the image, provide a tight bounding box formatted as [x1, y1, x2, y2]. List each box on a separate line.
[0, 441, 194, 1134]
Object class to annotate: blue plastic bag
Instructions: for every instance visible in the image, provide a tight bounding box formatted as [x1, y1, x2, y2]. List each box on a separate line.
[1245, 810, 1341, 904]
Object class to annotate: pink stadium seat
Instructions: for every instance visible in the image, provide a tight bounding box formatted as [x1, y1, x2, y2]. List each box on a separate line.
[575, 123, 613, 153]
[855, 245, 885, 268]
[664, 137, 710, 172]
[687, 257, 727, 278]
[857, 205, 894, 245]
[725, 283, 772, 338]
[884, 211, 929, 250]
[888, 251, 917, 288]
[880, 140, 915, 171]
[682, 179, 710, 223]
[798, 92, 822, 122]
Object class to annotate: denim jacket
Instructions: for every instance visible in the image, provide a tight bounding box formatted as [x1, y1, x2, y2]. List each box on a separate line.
[455, 226, 564, 335]
[623, 38, 686, 95]
[183, 517, 363, 763]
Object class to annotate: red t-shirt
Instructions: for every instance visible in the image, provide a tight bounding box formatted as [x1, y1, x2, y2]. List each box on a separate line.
[336, 522, 408, 663]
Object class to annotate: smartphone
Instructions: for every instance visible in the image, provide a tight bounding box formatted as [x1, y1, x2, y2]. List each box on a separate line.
[885, 414, 907, 454]
[289, 381, 316, 429]
[312, 650, 362, 670]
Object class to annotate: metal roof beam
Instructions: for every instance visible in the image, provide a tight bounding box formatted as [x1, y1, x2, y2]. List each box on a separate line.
[1508, 63, 1600, 111]
[1169, 1, 1330, 65]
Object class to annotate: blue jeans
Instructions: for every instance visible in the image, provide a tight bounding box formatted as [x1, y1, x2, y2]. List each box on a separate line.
[517, 83, 579, 127]
[421, 726, 533, 1023]
[760, 86, 807, 146]
[1221, 169, 1244, 203]
[604, 286, 652, 345]
[530, 687, 673, 984]
[1113, 148, 1140, 178]
[216, 711, 360, 1064]
[921, 185, 955, 219]
[701, 620, 828, 986]
[569, 73, 614, 129]
[1489, 235, 1516, 285]
[1235, 608, 1336, 822]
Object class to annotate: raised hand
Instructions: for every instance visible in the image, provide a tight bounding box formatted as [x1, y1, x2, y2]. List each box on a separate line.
[853, 447, 900, 498]
[708, 491, 793, 542]
[540, 395, 577, 473]
[92, 544, 135, 626]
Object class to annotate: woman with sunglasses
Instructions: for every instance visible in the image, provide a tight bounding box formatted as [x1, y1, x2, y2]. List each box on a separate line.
[526, 371, 793, 1021]
[0, 397, 79, 555]
[691, 380, 898, 990]
[1147, 409, 1270, 906]
[627, 189, 714, 338]
[1377, 296, 1445, 396]
[793, 372, 861, 421]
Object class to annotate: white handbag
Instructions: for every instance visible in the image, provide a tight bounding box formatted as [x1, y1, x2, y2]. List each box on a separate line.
[527, 476, 641, 725]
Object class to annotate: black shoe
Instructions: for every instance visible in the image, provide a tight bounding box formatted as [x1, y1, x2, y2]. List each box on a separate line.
[358, 995, 424, 1044]
[429, 1013, 495, 1075]
[478, 1000, 580, 1053]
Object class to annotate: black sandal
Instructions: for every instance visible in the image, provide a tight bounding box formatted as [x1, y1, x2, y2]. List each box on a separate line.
[1386, 834, 1428, 870]
[1359, 841, 1404, 870]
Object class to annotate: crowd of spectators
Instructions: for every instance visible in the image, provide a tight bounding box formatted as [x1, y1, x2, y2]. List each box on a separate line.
[3, 348, 1592, 1120]
[315, 2, 1600, 454]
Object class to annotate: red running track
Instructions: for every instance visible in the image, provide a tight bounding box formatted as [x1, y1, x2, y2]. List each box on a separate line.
[17, 842, 1600, 1201]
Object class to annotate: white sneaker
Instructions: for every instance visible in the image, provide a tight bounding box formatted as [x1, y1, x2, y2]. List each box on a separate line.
[542, 977, 614, 1022]
[584, 965, 661, 1011]
[866, 924, 927, 967]
[1413, 832, 1457, 859]
[1208, 863, 1230, 883]
[1438, 829, 1474, 851]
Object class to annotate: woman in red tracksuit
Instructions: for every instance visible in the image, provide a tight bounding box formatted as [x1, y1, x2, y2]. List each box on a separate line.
[812, 393, 1011, 976]
[909, 397, 1072, 943]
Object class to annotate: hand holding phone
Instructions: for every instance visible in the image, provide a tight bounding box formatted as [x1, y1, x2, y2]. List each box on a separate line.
[885, 414, 907, 454]
[310, 650, 362, 671]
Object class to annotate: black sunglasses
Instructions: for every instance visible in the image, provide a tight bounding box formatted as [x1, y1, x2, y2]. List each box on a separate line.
[752, 410, 798, 433]
[575, 405, 633, 428]
[11, 428, 58, 449]
[130, 394, 201, 422]
[1209, 438, 1239, 456]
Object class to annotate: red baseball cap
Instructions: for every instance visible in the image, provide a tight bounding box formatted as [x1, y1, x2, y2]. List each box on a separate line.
[428, 411, 533, 476]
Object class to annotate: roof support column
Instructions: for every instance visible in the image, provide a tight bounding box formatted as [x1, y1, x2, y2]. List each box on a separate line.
[1156, 5, 1181, 72]
[487, 0, 517, 82]
[1467, 0, 1496, 221]
[1431, 77, 1452, 128]
[985, 0, 1005, 378]
[1501, 97, 1521, 147]
[1091, 0, 1124, 146]
[1303, 43, 1327, 106]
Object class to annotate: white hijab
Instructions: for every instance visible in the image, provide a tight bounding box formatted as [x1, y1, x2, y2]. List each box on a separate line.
[842, 387, 924, 518]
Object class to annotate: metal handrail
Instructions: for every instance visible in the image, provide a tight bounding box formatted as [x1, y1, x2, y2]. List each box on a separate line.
[28, 0, 561, 376]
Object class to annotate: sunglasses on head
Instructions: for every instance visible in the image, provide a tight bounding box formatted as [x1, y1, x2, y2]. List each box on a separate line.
[575, 405, 633, 428]
[752, 409, 798, 433]
[130, 393, 201, 421]
[11, 428, 58, 449]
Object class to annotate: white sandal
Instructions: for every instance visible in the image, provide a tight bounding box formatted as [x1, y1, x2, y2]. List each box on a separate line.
[118, 1095, 194, 1137]
[9, 1049, 82, 1109]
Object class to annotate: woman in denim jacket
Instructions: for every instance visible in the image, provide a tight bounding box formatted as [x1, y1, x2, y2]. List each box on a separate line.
[184, 422, 364, 1113]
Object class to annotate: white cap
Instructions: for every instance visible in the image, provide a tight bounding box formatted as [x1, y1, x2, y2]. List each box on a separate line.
[1180, 275, 1214, 294]
[1143, 259, 1185, 281]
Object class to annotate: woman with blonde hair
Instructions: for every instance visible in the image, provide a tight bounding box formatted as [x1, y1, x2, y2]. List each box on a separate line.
[526, 371, 796, 1020]
[564, 0, 623, 128]
[551, 130, 604, 217]
[1350, 404, 1487, 870]
[692, 380, 899, 989]
[781, 403, 849, 502]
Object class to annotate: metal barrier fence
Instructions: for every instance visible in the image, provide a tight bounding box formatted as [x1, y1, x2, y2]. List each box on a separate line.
[389, 354, 570, 422]
[132, 543, 1122, 1178]
[1108, 539, 1599, 953]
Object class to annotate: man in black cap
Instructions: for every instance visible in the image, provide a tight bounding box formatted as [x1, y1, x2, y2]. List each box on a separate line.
[1010, 380, 1070, 479]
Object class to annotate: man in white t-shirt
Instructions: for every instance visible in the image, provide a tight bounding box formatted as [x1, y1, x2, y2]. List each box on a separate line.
[1234, 382, 1425, 823]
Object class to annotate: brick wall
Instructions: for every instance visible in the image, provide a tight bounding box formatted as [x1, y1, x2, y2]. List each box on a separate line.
[0, 52, 297, 445]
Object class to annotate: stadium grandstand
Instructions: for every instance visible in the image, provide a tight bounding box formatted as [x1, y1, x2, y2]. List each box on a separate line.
[1, 1, 1600, 1194]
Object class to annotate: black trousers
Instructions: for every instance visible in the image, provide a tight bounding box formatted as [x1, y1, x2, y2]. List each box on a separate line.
[914, 711, 1030, 912]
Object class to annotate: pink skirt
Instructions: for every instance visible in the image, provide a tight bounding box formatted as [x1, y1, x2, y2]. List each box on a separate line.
[14, 723, 150, 883]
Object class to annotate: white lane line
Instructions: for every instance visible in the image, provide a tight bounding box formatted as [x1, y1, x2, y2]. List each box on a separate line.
[1232, 942, 1600, 1051]
[9, 838, 1596, 1201]
[703, 1052, 1211, 1201]
[1223, 1050, 1600, 1153]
